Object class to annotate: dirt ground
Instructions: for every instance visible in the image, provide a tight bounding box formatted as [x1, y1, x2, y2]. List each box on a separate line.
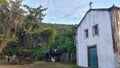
[0, 60, 35, 68]
[0, 60, 79, 68]
[0, 62, 43, 68]
[0, 64, 30, 68]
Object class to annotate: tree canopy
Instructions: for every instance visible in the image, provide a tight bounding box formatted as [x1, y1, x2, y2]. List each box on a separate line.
[0, 0, 77, 62]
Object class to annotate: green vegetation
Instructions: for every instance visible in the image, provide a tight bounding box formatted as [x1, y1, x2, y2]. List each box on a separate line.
[0, 0, 77, 63]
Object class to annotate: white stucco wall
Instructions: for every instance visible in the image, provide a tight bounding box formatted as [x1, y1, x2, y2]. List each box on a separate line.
[76, 10, 115, 68]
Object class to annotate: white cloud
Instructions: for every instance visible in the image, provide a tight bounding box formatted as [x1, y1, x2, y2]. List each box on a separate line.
[23, 0, 91, 24]
[71, 7, 88, 18]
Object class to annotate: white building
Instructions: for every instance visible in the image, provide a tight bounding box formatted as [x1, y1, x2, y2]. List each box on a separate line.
[76, 5, 120, 68]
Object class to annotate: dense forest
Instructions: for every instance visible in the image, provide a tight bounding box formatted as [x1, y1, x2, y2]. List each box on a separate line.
[0, 0, 77, 63]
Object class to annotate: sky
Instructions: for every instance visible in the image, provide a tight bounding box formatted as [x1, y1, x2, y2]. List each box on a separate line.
[22, 0, 120, 24]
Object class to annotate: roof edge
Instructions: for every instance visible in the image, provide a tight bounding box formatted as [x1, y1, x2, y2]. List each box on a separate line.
[76, 5, 120, 30]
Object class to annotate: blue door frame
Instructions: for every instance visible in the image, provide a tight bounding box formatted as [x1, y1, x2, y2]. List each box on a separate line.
[88, 45, 98, 68]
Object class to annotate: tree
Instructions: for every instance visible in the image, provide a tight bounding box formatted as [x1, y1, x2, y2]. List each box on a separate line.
[23, 5, 47, 33]
[39, 27, 56, 61]
[35, 27, 57, 49]
[23, 5, 47, 49]
[0, 0, 25, 52]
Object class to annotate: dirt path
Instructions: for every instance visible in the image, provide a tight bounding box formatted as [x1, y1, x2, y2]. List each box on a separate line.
[0, 64, 31, 68]
[0, 61, 41, 68]
[0, 60, 32, 68]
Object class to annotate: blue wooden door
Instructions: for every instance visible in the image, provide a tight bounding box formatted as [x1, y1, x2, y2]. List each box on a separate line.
[88, 46, 98, 68]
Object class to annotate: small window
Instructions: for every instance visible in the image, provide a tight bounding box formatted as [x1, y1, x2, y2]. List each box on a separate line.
[93, 24, 99, 36]
[85, 29, 88, 38]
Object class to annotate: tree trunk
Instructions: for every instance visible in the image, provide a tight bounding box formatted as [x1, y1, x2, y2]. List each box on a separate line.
[0, 40, 10, 52]
[0, 27, 12, 52]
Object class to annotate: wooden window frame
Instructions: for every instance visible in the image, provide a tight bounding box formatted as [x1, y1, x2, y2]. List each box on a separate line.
[92, 24, 99, 36]
[84, 29, 89, 38]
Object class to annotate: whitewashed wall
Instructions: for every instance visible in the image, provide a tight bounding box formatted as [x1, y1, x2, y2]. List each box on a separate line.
[76, 10, 115, 68]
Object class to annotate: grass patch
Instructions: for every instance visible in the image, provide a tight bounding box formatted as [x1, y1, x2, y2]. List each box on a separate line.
[31, 62, 79, 68]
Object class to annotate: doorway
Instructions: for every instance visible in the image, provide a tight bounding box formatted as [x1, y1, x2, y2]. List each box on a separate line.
[88, 45, 98, 68]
